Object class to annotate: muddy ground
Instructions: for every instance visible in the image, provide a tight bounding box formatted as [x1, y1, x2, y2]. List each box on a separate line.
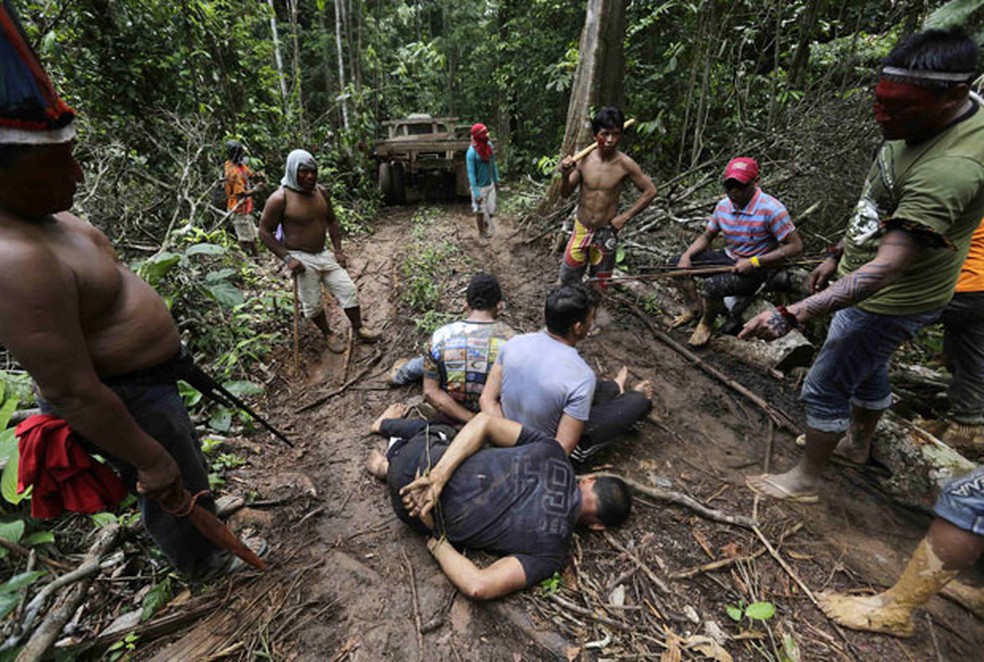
[143, 203, 982, 661]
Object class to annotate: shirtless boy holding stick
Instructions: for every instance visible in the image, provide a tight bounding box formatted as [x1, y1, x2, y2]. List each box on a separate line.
[559, 107, 657, 288]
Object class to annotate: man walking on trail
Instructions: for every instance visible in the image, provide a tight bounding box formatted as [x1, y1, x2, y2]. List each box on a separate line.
[224, 139, 263, 257]
[671, 157, 803, 347]
[467, 123, 500, 238]
[739, 28, 984, 503]
[480, 284, 653, 465]
[259, 149, 379, 353]
[0, 6, 240, 579]
[388, 273, 515, 424]
[817, 465, 984, 636]
[366, 407, 632, 599]
[559, 106, 657, 288]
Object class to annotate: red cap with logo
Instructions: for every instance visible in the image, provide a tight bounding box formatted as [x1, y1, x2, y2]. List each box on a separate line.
[723, 157, 759, 184]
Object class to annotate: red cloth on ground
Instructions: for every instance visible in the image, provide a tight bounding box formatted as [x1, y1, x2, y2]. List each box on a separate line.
[16, 414, 128, 518]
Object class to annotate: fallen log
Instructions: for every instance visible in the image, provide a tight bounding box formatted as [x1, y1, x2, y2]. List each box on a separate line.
[873, 414, 976, 507]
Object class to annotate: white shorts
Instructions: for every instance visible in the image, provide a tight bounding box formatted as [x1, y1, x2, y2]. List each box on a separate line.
[231, 214, 258, 242]
[471, 184, 497, 217]
[288, 249, 359, 317]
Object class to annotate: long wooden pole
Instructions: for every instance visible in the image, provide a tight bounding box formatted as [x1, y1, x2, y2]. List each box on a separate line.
[587, 258, 822, 283]
[292, 275, 300, 372]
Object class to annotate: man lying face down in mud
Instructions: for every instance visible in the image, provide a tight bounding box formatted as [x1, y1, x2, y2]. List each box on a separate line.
[366, 407, 632, 599]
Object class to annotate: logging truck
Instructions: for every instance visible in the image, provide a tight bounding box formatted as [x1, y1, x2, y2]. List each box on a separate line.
[373, 114, 472, 204]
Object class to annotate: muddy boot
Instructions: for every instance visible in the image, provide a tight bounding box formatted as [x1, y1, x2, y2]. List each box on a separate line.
[345, 306, 380, 343]
[942, 580, 984, 618]
[817, 539, 959, 637]
[324, 333, 347, 354]
[940, 423, 984, 459]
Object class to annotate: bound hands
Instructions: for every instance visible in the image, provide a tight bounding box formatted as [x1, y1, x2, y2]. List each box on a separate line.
[400, 468, 445, 519]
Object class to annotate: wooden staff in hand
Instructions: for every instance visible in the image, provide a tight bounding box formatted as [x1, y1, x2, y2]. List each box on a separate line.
[292, 274, 300, 372]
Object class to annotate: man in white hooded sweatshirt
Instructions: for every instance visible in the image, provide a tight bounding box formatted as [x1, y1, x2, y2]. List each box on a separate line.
[260, 149, 379, 352]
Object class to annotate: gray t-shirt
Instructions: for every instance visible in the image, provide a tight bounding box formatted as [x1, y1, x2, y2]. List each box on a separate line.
[497, 332, 596, 436]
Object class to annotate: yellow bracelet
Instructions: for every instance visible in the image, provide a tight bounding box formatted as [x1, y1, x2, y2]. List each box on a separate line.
[750, 256, 761, 268]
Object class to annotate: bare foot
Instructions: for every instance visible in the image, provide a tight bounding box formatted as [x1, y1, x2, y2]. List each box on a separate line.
[816, 591, 916, 637]
[365, 449, 389, 480]
[371, 403, 409, 434]
[613, 366, 629, 394]
[688, 321, 713, 347]
[671, 309, 699, 328]
[632, 379, 654, 400]
[745, 471, 820, 503]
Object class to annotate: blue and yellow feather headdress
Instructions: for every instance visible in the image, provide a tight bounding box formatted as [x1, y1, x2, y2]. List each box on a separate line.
[0, 0, 75, 144]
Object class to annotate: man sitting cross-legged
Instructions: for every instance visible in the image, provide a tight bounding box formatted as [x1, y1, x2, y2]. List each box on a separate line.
[366, 405, 632, 599]
[480, 284, 653, 465]
[387, 273, 515, 424]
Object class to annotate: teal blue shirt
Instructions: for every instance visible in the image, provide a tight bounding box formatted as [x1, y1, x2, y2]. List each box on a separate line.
[466, 144, 500, 198]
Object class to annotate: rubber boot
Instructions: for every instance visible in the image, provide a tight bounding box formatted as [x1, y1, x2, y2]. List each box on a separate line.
[942, 580, 984, 619]
[817, 539, 959, 637]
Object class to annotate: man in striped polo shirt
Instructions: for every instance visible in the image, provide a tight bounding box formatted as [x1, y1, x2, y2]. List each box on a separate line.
[672, 157, 803, 346]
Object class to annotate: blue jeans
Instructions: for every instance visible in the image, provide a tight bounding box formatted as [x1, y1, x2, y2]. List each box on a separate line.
[800, 306, 941, 433]
[392, 356, 425, 386]
[934, 466, 984, 535]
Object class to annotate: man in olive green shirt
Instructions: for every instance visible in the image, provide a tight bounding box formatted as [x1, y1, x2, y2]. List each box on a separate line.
[739, 27, 984, 502]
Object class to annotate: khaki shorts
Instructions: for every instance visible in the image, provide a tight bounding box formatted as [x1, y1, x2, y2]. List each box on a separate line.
[231, 214, 258, 242]
[288, 249, 359, 317]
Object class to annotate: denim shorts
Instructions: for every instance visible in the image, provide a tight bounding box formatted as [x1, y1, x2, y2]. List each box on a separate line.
[799, 306, 940, 433]
[934, 466, 984, 535]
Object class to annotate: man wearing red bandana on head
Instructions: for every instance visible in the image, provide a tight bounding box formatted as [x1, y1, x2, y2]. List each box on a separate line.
[741, 27, 984, 505]
[467, 123, 500, 238]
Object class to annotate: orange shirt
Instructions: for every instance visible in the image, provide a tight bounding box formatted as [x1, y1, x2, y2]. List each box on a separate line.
[956, 218, 984, 293]
[224, 161, 254, 215]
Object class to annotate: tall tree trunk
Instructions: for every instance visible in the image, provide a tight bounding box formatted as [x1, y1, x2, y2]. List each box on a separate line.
[287, 0, 306, 138]
[334, 0, 350, 129]
[267, 0, 289, 106]
[788, 0, 821, 90]
[544, 0, 627, 207]
[495, 0, 514, 166]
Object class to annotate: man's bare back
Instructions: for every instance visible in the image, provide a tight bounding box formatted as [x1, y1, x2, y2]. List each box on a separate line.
[0, 211, 179, 379]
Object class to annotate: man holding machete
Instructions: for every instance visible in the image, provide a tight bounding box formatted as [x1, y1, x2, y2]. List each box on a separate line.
[559, 106, 657, 289]
[0, 2, 260, 579]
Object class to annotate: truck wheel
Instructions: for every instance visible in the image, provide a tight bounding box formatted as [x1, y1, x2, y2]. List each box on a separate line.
[391, 162, 407, 205]
[379, 162, 394, 204]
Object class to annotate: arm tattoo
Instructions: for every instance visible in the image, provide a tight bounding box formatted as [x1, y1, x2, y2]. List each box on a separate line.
[798, 260, 894, 318]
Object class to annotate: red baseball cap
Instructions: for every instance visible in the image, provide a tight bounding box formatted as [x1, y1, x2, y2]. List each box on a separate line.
[723, 157, 759, 184]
